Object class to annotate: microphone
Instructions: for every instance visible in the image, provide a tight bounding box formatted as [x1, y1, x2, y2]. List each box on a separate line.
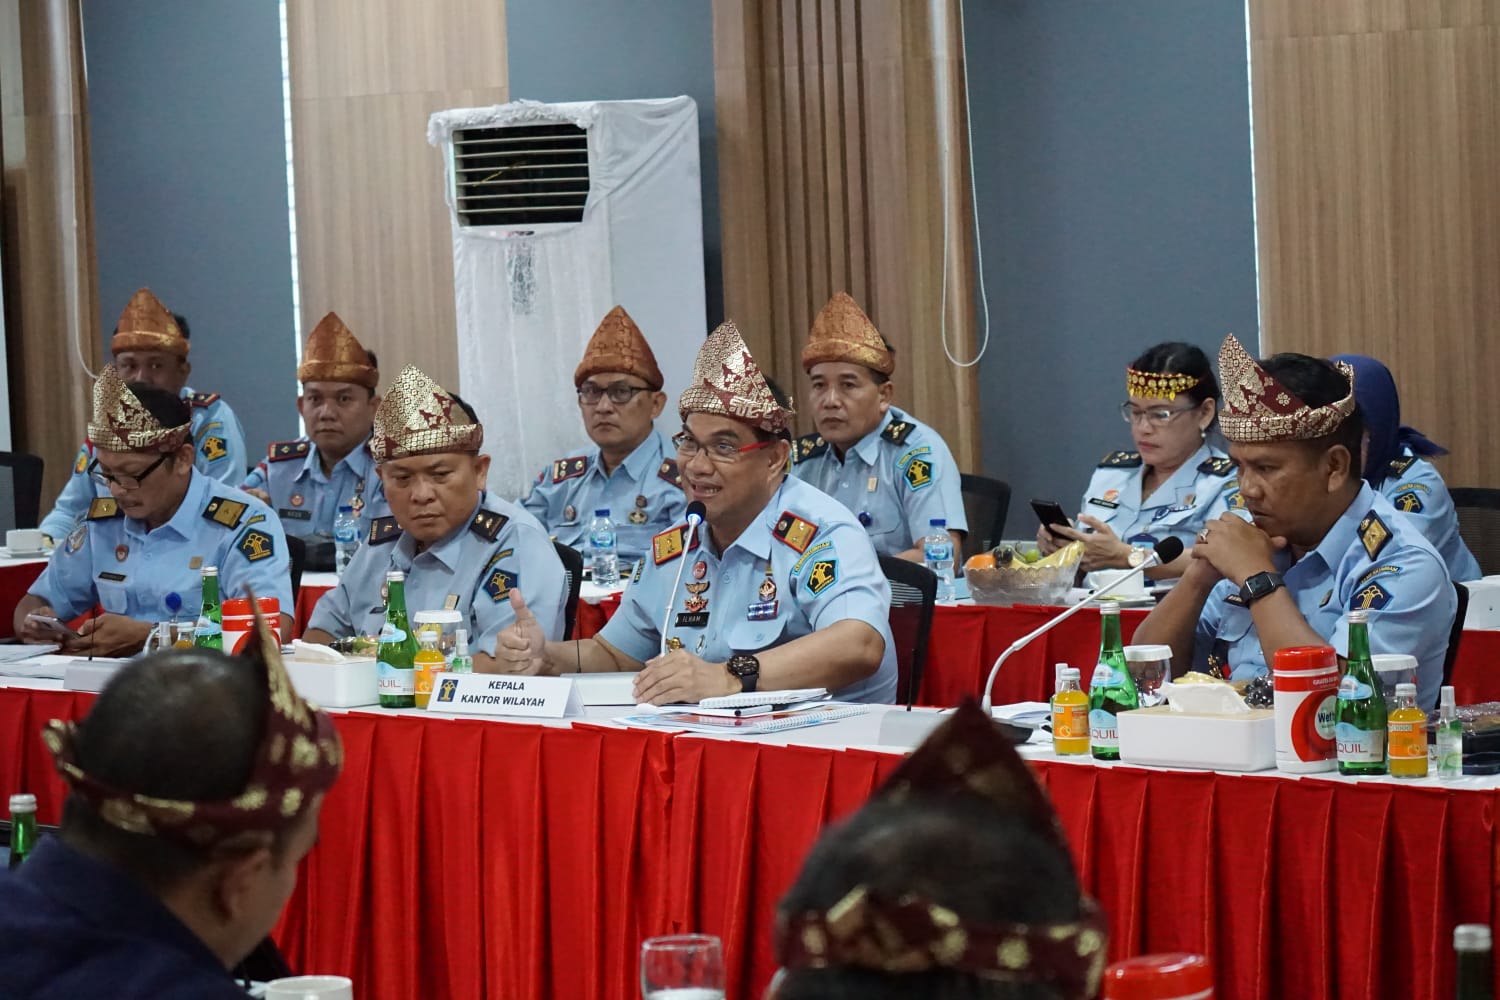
[660, 502, 707, 655]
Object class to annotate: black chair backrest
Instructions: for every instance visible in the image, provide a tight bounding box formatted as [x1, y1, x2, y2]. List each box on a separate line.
[0, 451, 45, 533]
[1443, 581, 1470, 689]
[553, 541, 584, 639]
[1450, 488, 1500, 577]
[878, 555, 937, 708]
[959, 473, 1011, 562]
[286, 535, 307, 597]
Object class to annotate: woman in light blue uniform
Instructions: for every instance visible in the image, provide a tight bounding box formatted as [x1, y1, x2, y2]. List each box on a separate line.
[1332, 354, 1481, 582]
[1038, 343, 1237, 579]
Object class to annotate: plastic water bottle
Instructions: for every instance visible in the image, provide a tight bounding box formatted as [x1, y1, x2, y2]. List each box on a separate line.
[923, 518, 955, 601]
[590, 508, 620, 586]
[333, 504, 359, 576]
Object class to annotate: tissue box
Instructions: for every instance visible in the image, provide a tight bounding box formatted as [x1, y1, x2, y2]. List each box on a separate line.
[1462, 578, 1500, 630]
[285, 656, 378, 708]
[1118, 705, 1276, 772]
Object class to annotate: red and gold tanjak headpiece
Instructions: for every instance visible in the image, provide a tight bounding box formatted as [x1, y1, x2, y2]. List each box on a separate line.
[111, 288, 188, 358]
[86, 364, 191, 453]
[369, 365, 484, 462]
[679, 320, 794, 434]
[1126, 367, 1200, 401]
[775, 701, 1107, 998]
[574, 305, 664, 391]
[1218, 333, 1356, 443]
[44, 605, 343, 849]
[297, 311, 378, 390]
[802, 292, 895, 376]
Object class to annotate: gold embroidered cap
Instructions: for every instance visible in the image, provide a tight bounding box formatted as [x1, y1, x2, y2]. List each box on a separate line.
[297, 311, 378, 389]
[86, 364, 191, 453]
[802, 292, 896, 376]
[111, 288, 188, 357]
[369, 364, 484, 462]
[574, 305, 664, 390]
[1218, 333, 1356, 443]
[44, 600, 343, 848]
[1126, 367, 1200, 401]
[679, 320, 794, 434]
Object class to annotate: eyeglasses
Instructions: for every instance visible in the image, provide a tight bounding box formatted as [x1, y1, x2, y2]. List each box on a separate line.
[88, 453, 172, 490]
[577, 383, 651, 406]
[1119, 402, 1197, 427]
[672, 430, 775, 464]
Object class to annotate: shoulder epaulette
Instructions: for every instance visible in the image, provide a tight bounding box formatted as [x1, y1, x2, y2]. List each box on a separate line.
[652, 524, 699, 565]
[267, 439, 311, 463]
[368, 516, 402, 545]
[202, 496, 247, 530]
[1358, 510, 1393, 563]
[657, 458, 682, 488]
[188, 391, 221, 408]
[881, 420, 915, 446]
[87, 497, 121, 520]
[1098, 450, 1142, 469]
[792, 433, 827, 464]
[469, 509, 510, 542]
[551, 455, 588, 484]
[1197, 456, 1235, 477]
[1388, 455, 1417, 477]
[772, 510, 819, 553]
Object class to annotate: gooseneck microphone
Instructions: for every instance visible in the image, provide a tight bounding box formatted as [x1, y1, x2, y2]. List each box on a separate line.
[660, 501, 707, 656]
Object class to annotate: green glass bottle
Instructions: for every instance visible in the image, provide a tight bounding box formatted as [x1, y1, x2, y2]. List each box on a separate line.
[193, 566, 223, 650]
[1455, 924, 1493, 1000]
[377, 570, 418, 709]
[8, 793, 37, 869]
[1089, 605, 1137, 761]
[1336, 609, 1387, 776]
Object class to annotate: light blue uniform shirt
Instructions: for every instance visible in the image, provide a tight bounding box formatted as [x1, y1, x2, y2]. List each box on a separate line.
[240, 436, 389, 540]
[307, 495, 567, 651]
[1377, 448, 1481, 583]
[39, 387, 248, 541]
[521, 430, 685, 568]
[29, 470, 291, 624]
[1076, 443, 1239, 550]
[599, 476, 898, 704]
[1194, 483, 1456, 709]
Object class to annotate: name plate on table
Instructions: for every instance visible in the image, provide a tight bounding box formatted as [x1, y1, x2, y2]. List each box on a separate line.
[425, 673, 584, 718]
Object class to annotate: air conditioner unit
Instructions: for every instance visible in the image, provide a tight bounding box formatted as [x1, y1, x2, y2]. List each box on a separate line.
[428, 97, 706, 498]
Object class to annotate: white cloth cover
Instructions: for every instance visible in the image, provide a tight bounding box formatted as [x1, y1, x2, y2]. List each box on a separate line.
[428, 97, 706, 500]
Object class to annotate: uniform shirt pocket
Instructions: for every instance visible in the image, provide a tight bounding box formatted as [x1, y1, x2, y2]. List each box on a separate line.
[725, 614, 789, 655]
[96, 578, 129, 615]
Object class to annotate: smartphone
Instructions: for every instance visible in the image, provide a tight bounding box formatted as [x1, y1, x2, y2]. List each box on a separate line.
[1030, 499, 1073, 535]
[25, 614, 80, 641]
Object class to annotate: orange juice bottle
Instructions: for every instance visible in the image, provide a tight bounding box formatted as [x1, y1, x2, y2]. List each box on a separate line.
[1387, 682, 1429, 779]
[413, 630, 445, 709]
[1052, 666, 1090, 755]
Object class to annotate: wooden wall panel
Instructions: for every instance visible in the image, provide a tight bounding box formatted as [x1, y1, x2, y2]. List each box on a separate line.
[714, 0, 980, 471]
[287, 0, 507, 391]
[1249, 0, 1500, 487]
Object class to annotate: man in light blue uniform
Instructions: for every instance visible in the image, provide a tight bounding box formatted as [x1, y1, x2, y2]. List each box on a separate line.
[495, 320, 897, 705]
[523, 306, 685, 567]
[40, 290, 247, 544]
[304, 366, 567, 659]
[14, 368, 290, 655]
[1136, 337, 1455, 709]
[240, 312, 388, 540]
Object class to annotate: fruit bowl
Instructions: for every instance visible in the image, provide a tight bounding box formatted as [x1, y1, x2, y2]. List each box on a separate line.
[964, 541, 1083, 607]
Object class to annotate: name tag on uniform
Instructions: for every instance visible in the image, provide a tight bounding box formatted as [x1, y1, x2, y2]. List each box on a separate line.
[425, 673, 583, 718]
[279, 509, 312, 521]
[1087, 497, 1119, 510]
[675, 612, 710, 628]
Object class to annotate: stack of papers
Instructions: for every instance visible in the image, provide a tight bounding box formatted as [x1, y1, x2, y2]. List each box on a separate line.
[617, 700, 867, 735]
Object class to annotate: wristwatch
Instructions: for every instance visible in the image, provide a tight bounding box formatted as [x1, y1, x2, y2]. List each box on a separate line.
[1127, 545, 1152, 568]
[726, 653, 760, 694]
[1239, 571, 1286, 606]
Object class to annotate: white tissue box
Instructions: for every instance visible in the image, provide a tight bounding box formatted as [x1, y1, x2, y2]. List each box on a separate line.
[1461, 577, 1500, 630]
[1117, 705, 1276, 772]
[285, 656, 378, 708]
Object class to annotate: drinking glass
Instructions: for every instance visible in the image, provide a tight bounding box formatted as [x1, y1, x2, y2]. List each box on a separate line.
[640, 934, 725, 1000]
[1124, 644, 1173, 707]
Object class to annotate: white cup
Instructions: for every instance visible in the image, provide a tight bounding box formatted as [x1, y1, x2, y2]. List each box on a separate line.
[264, 976, 354, 1000]
[1087, 568, 1148, 600]
[6, 528, 44, 554]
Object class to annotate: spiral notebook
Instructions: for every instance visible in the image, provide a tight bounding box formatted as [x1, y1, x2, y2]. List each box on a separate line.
[616, 702, 868, 735]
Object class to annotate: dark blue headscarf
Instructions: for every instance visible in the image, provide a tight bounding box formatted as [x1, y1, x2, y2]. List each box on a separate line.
[1331, 354, 1447, 488]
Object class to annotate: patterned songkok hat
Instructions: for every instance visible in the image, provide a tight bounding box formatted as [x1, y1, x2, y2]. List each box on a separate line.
[44, 604, 343, 848]
[369, 365, 484, 462]
[1218, 333, 1356, 443]
[801, 292, 895, 376]
[86, 364, 191, 453]
[111, 288, 189, 357]
[1125, 367, 1200, 401]
[574, 305, 664, 390]
[775, 700, 1108, 998]
[679, 320, 795, 434]
[297, 311, 378, 389]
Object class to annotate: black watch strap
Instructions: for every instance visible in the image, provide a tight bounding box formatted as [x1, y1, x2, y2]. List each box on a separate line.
[727, 654, 760, 693]
[1239, 571, 1286, 606]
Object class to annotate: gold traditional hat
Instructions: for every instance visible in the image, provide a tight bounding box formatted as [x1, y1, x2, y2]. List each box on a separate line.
[574, 305, 664, 390]
[801, 292, 895, 375]
[1218, 333, 1356, 443]
[86, 364, 191, 453]
[679, 320, 794, 434]
[45, 603, 343, 849]
[369, 365, 484, 462]
[111, 288, 188, 357]
[297, 311, 378, 389]
[1126, 367, 1200, 401]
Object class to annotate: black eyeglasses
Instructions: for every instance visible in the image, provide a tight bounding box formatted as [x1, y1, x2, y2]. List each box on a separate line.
[88, 453, 172, 490]
[577, 383, 651, 406]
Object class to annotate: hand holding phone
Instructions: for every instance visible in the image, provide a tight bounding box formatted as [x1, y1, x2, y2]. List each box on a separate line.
[1030, 499, 1073, 536]
[24, 613, 80, 642]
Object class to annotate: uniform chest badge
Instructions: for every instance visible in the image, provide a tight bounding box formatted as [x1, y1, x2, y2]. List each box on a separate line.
[290, 493, 304, 508]
[115, 544, 129, 562]
[563, 504, 577, 523]
[692, 560, 707, 580]
[1103, 489, 1119, 503]
[629, 509, 647, 525]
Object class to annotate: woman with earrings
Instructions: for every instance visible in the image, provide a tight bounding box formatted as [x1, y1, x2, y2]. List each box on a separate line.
[1038, 342, 1238, 579]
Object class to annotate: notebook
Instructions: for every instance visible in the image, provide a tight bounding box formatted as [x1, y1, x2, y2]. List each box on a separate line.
[616, 702, 867, 736]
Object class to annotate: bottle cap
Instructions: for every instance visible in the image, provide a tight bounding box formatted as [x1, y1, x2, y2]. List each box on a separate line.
[1099, 603, 1121, 616]
[595, 509, 610, 517]
[1061, 668, 1080, 682]
[414, 609, 463, 624]
[1442, 685, 1457, 710]
[201, 565, 218, 577]
[455, 628, 469, 655]
[1347, 608, 1369, 624]
[1395, 682, 1417, 698]
[9, 793, 36, 814]
[929, 518, 946, 528]
[385, 570, 405, 582]
[338, 504, 354, 513]
[1101, 953, 1214, 998]
[1455, 924, 1492, 952]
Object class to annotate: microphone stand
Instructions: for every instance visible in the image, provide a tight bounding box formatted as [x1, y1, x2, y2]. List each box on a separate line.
[659, 516, 704, 656]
